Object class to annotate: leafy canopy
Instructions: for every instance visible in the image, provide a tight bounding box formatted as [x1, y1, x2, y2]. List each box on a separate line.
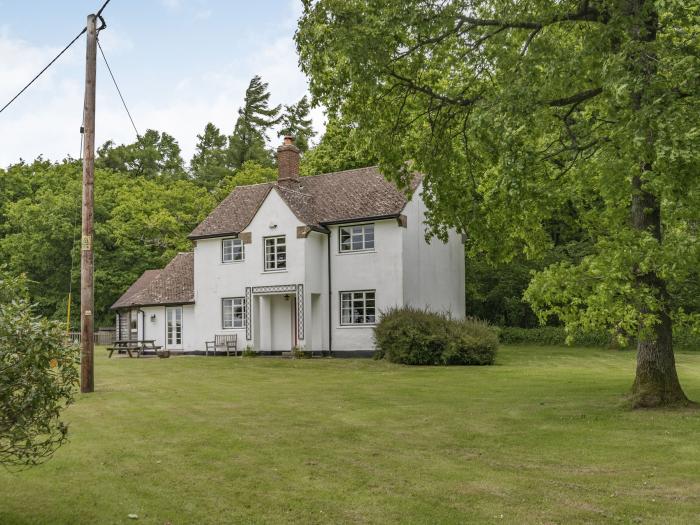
[97, 129, 186, 180]
[296, 0, 700, 342]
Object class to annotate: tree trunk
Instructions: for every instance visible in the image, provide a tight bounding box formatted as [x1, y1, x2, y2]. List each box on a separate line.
[630, 176, 689, 407]
[627, 0, 690, 408]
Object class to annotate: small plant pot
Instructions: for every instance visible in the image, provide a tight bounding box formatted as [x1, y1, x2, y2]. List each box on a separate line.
[157, 350, 171, 359]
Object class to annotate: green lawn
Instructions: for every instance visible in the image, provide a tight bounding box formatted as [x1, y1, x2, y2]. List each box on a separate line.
[2, 346, 700, 524]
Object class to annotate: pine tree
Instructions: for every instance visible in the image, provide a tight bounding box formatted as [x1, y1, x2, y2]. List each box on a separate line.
[228, 75, 281, 169]
[190, 123, 231, 191]
[278, 95, 315, 152]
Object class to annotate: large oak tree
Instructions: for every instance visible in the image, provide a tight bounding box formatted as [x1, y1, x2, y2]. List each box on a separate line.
[296, 0, 700, 407]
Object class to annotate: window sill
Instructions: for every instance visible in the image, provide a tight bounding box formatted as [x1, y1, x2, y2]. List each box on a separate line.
[336, 249, 376, 256]
[262, 269, 288, 274]
[337, 324, 377, 329]
[221, 260, 245, 265]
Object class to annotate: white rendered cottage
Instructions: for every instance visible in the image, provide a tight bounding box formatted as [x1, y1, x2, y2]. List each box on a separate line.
[111, 137, 465, 355]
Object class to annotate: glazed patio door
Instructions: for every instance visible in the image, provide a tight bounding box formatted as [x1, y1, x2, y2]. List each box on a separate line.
[166, 307, 183, 349]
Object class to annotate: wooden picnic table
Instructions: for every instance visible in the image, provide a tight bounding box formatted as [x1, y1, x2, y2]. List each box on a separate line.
[108, 339, 162, 358]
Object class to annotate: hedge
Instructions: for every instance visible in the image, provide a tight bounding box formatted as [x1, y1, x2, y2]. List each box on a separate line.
[497, 325, 700, 350]
[374, 307, 498, 365]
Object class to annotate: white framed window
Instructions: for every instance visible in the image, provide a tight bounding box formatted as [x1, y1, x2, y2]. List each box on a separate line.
[264, 236, 286, 271]
[339, 223, 375, 252]
[222, 238, 244, 263]
[340, 290, 376, 325]
[222, 297, 245, 329]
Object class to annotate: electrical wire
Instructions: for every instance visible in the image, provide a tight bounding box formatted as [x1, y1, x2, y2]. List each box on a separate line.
[96, 0, 112, 18]
[97, 39, 140, 138]
[0, 0, 115, 116]
[0, 27, 87, 115]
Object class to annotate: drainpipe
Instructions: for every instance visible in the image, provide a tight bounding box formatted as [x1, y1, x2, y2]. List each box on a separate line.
[138, 309, 145, 341]
[325, 228, 333, 356]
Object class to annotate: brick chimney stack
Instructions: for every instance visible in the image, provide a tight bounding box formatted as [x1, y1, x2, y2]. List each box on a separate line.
[277, 136, 300, 182]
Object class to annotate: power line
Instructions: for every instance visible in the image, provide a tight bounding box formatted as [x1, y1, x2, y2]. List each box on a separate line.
[0, 0, 115, 116]
[0, 27, 87, 115]
[97, 39, 140, 138]
[96, 0, 113, 18]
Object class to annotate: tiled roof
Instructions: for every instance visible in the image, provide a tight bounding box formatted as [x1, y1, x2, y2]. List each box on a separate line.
[188, 166, 422, 239]
[111, 252, 194, 309]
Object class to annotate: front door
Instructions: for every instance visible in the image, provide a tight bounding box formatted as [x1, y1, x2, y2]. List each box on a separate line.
[166, 307, 183, 349]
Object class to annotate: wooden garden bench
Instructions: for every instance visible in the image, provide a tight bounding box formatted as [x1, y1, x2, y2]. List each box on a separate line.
[205, 334, 238, 356]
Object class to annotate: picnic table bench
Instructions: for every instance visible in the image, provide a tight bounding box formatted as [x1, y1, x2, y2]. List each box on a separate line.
[107, 339, 162, 358]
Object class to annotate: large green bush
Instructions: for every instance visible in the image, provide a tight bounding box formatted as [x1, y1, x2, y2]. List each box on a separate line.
[0, 270, 79, 467]
[374, 307, 497, 365]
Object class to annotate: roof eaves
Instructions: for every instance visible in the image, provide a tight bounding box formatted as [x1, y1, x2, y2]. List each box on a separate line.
[319, 213, 401, 227]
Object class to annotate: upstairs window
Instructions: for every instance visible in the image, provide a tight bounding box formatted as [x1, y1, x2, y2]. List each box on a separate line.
[222, 238, 244, 263]
[222, 297, 245, 329]
[339, 223, 375, 252]
[340, 290, 376, 325]
[264, 236, 286, 271]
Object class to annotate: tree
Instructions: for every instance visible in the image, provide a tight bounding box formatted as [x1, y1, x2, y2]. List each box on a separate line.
[0, 269, 79, 467]
[214, 161, 277, 202]
[190, 123, 232, 190]
[296, 1, 700, 407]
[228, 75, 281, 169]
[278, 95, 315, 152]
[97, 129, 186, 180]
[300, 112, 376, 176]
[0, 159, 215, 326]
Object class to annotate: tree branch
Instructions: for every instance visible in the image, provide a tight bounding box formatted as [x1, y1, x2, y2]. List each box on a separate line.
[387, 70, 480, 107]
[457, 5, 609, 31]
[548, 87, 603, 107]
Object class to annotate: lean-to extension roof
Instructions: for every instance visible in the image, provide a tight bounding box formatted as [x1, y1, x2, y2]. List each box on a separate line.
[188, 166, 422, 240]
[111, 252, 194, 309]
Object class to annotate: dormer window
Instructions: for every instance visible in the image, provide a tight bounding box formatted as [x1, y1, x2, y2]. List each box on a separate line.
[222, 238, 244, 263]
[339, 223, 375, 252]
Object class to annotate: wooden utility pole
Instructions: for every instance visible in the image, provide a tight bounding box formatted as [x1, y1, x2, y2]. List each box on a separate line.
[80, 14, 97, 393]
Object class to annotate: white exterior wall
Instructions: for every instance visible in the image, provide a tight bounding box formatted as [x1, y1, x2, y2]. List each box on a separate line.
[402, 183, 465, 317]
[192, 189, 307, 352]
[135, 304, 195, 352]
[329, 219, 404, 352]
[304, 231, 329, 352]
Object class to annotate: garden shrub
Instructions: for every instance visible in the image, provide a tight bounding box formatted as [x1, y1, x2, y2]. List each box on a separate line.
[0, 269, 79, 467]
[374, 307, 497, 365]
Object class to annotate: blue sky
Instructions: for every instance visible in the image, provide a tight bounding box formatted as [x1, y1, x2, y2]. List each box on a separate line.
[0, 0, 322, 167]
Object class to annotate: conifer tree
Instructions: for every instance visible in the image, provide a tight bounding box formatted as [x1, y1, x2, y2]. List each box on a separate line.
[228, 75, 281, 168]
[190, 123, 231, 190]
[278, 95, 315, 152]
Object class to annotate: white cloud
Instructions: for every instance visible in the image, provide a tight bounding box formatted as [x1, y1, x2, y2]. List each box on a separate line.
[0, 7, 326, 168]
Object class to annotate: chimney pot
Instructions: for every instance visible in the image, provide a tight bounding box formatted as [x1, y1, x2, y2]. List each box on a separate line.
[277, 136, 300, 182]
